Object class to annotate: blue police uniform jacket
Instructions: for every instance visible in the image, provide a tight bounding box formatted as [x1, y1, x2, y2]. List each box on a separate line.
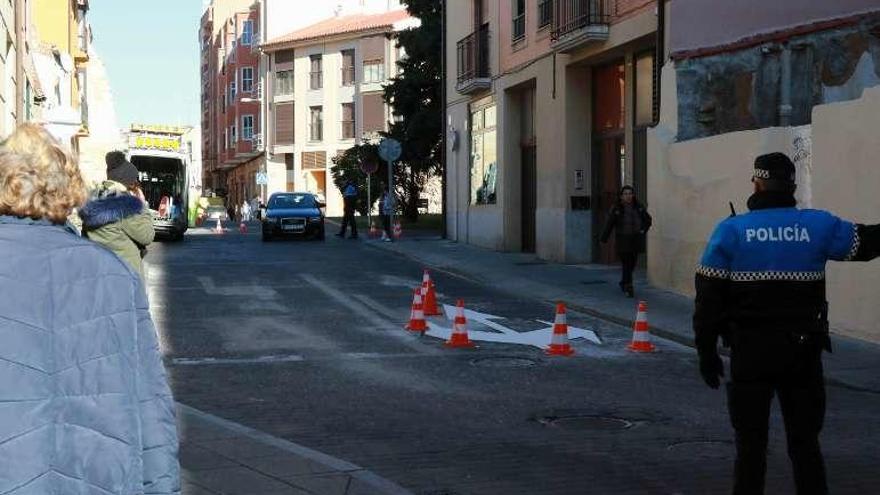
[693, 192, 880, 354]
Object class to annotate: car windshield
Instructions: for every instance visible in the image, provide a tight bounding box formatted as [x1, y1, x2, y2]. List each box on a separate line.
[269, 194, 316, 209]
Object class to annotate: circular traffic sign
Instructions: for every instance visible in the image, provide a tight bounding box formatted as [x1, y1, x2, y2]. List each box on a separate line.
[378, 138, 402, 162]
[360, 161, 379, 175]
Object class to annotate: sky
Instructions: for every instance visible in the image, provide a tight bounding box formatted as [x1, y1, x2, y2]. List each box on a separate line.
[89, 0, 205, 129]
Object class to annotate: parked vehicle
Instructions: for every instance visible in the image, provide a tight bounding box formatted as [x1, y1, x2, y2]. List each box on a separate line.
[204, 205, 228, 222]
[262, 192, 325, 242]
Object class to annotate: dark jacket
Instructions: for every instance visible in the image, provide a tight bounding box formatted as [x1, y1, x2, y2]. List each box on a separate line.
[79, 181, 155, 279]
[0, 216, 179, 494]
[693, 191, 880, 356]
[600, 200, 653, 254]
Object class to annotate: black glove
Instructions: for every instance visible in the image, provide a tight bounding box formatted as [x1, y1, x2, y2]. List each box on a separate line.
[699, 352, 724, 389]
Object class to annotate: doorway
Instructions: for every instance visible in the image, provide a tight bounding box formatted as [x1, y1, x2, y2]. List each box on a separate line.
[591, 61, 626, 264]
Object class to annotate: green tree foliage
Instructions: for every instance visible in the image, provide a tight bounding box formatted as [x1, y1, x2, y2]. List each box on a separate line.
[330, 0, 442, 221]
[382, 0, 442, 220]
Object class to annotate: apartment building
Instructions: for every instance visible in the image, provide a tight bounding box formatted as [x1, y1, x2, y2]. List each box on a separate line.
[446, 0, 659, 262]
[200, 0, 262, 205]
[261, 9, 417, 217]
[0, 0, 42, 138]
[32, 0, 91, 151]
[647, 0, 880, 342]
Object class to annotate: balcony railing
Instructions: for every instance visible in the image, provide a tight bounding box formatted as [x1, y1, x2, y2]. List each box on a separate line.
[551, 0, 612, 52]
[456, 23, 491, 94]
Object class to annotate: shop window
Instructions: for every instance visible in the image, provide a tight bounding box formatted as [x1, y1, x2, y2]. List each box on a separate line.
[470, 103, 497, 205]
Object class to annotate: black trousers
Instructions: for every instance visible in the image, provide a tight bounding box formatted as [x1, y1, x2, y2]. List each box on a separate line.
[727, 331, 827, 495]
[339, 198, 358, 236]
[619, 252, 638, 287]
[382, 214, 392, 237]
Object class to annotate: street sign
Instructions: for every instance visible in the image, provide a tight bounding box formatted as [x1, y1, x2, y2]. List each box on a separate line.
[360, 161, 378, 175]
[255, 172, 268, 185]
[378, 138, 401, 162]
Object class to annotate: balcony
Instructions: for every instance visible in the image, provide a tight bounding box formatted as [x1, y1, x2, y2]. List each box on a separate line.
[550, 0, 611, 53]
[456, 23, 490, 94]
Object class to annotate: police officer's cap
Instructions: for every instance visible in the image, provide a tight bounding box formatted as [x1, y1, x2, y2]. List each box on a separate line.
[754, 153, 796, 183]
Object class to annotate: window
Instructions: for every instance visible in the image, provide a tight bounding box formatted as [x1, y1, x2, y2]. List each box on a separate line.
[309, 106, 323, 141]
[231, 125, 237, 144]
[512, 0, 526, 42]
[538, 0, 552, 28]
[285, 153, 294, 171]
[341, 49, 355, 86]
[341, 103, 355, 140]
[241, 67, 254, 92]
[275, 70, 294, 95]
[309, 55, 323, 90]
[228, 80, 236, 105]
[363, 60, 385, 83]
[242, 115, 254, 140]
[470, 103, 497, 205]
[241, 20, 253, 45]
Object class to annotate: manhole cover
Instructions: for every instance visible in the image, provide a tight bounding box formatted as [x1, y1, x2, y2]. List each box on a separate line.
[535, 415, 633, 431]
[471, 356, 539, 368]
[666, 440, 733, 459]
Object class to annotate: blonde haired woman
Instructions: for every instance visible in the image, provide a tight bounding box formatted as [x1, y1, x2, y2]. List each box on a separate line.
[0, 124, 180, 494]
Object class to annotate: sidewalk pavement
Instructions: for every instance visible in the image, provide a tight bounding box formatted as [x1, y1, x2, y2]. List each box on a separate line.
[362, 233, 880, 394]
[177, 403, 412, 495]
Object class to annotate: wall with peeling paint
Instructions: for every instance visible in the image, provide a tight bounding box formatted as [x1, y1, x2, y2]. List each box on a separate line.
[670, 0, 880, 55]
[649, 62, 880, 343]
[675, 15, 880, 141]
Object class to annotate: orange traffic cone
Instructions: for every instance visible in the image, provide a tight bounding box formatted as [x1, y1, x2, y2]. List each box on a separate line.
[239, 221, 248, 234]
[421, 269, 442, 316]
[446, 299, 475, 348]
[627, 301, 656, 353]
[213, 217, 224, 234]
[405, 288, 427, 333]
[545, 302, 575, 356]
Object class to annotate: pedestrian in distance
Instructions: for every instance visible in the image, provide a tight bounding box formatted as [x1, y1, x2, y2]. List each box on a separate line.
[379, 183, 394, 242]
[599, 185, 653, 297]
[694, 152, 880, 495]
[79, 151, 155, 279]
[336, 177, 359, 239]
[241, 199, 251, 222]
[0, 124, 180, 494]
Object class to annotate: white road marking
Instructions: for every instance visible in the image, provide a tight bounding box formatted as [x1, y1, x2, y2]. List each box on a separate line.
[300, 274, 438, 354]
[425, 305, 602, 349]
[173, 354, 305, 365]
[197, 276, 279, 299]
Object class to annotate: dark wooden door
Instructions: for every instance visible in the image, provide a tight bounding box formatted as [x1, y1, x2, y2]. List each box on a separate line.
[594, 136, 624, 264]
[521, 145, 537, 253]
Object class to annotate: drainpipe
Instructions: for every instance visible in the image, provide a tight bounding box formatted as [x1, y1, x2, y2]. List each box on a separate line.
[14, 0, 25, 123]
[779, 43, 792, 127]
[653, 0, 665, 126]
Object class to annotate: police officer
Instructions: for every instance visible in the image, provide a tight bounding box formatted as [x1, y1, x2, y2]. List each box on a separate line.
[693, 152, 880, 495]
[336, 178, 359, 239]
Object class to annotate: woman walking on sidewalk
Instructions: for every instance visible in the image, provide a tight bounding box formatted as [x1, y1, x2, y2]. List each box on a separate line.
[600, 185, 652, 297]
[0, 124, 180, 494]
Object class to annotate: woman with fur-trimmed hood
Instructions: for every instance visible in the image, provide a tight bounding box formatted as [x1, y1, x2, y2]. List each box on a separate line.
[79, 151, 155, 278]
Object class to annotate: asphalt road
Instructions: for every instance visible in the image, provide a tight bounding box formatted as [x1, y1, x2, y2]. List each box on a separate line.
[146, 225, 880, 494]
